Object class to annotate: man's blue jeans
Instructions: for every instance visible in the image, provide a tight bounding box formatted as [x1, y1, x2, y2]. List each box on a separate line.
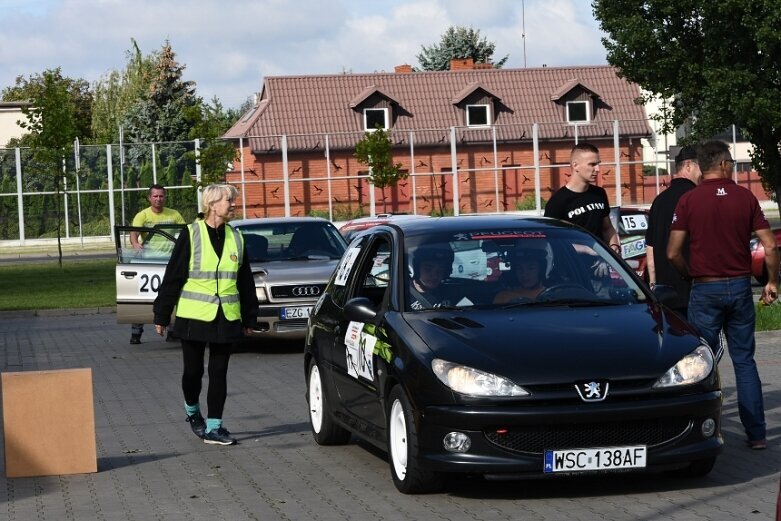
[688, 276, 766, 442]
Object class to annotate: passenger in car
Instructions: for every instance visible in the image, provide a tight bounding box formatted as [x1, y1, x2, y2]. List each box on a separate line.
[408, 244, 456, 310]
[493, 248, 548, 303]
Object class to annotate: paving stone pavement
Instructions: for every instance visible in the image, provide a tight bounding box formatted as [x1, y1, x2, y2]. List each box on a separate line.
[0, 309, 779, 521]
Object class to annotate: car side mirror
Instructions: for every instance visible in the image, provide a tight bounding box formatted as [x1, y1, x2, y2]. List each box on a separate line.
[345, 297, 378, 322]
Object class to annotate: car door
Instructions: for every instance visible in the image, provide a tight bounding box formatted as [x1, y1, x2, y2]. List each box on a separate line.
[330, 232, 394, 433]
[114, 224, 183, 324]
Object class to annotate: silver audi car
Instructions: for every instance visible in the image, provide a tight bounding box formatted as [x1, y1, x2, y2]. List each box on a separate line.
[231, 217, 348, 339]
[115, 217, 347, 341]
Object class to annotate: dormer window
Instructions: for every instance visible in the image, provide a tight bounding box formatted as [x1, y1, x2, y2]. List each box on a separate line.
[466, 104, 490, 126]
[364, 108, 389, 131]
[566, 101, 590, 123]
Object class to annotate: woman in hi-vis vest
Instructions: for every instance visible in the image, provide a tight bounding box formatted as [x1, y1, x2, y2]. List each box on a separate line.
[153, 184, 259, 446]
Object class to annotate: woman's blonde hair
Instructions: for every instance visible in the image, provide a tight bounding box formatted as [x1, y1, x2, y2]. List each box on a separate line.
[200, 184, 239, 217]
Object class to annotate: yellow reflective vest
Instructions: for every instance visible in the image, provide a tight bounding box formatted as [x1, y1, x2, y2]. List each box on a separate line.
[176, 220, 244, 322]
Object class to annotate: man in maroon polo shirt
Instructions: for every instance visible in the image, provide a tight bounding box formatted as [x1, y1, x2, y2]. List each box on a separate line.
[667, 139, 778, 451]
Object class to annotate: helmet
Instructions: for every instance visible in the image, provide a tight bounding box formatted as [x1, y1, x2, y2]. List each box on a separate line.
[412, 244, 454, 279]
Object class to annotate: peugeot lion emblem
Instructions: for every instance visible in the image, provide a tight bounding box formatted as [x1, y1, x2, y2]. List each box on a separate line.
[575, 381, 609, 402]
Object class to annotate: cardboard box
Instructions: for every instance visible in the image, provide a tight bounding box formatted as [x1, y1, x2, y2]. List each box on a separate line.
[2, 368, 97, 477]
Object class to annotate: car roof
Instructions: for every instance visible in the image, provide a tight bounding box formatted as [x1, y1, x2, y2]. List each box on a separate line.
[230, 216, 330, 227]
[384, 214, 576, 237]
[339, 213, 428, 231]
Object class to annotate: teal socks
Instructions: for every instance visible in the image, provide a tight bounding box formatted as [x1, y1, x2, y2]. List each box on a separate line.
[206, 418, 222, 433]
[184, 402, 200, 416]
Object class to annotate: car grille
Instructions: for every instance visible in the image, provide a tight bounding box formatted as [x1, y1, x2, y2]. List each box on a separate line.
[484, 418, 691, 455]
[276, 319, 308, 332]
[270, 284, 327, 299]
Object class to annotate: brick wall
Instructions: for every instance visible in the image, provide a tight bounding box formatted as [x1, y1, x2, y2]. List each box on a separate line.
[227, 140, 656, 218]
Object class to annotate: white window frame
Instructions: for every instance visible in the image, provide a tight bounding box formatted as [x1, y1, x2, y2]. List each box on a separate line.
[364, 108, 389, 131]
[466, 104, 491, 127]
[566, 101, 590, 123]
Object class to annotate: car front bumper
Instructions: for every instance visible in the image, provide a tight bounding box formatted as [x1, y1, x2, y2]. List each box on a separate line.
[417, 390, 723, 476]
[250, 304, 311, 339]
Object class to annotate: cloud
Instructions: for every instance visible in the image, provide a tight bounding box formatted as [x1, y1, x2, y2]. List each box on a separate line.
[0, 0, 608, 109]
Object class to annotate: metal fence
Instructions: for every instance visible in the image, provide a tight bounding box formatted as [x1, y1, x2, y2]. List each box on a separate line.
[0, 121, 767, 246]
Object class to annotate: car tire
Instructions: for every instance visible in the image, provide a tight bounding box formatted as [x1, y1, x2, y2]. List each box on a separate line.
[307, 359, 350, 445]
[666, 456, 716, 478]
[387, 385, 444, 494]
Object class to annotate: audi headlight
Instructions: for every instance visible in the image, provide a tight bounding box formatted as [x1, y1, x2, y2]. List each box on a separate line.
[431, 358, 529, 397]
[653, 345, 714, 388]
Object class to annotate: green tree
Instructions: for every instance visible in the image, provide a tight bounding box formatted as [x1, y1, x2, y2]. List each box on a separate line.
[3, 68, 92, 142]
[91, 38, 156, 144]
[18, 69, 80, 266]
[184, 96, 239, 187]
[122, 40, 198, 148]
[354, 127, 407, 213]
[593, 0, 781, 211]
[416, 26, 509, 71]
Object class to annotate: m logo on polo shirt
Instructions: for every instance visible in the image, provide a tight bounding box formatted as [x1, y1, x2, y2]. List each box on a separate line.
[716, 187, 727, 196]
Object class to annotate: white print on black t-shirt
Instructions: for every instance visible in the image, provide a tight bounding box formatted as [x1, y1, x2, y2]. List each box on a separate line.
[567, 202, 606, 219]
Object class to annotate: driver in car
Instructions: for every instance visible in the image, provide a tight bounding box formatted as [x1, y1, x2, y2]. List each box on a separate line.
[408, 244, 456, 310]
[493, 247, 548, 304]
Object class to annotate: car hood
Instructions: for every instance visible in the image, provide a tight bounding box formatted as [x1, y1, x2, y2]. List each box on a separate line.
[250, 259, 340, 285]
[401, 304, 702, 384]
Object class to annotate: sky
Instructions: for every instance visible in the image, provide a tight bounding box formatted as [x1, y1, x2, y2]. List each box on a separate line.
[0, 0, 609, 110]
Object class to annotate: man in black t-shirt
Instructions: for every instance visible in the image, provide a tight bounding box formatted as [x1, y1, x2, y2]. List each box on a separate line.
[644, 145, 701, 315]
[545, 143, 620, 253]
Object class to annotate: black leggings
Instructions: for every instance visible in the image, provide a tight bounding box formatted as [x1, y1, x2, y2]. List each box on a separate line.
[181, 339, 232, 419]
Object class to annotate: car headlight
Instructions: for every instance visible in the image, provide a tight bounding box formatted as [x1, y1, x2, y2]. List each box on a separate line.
[255, 287, 268, 303]
[431, 358, 529, 397]
[653, 345, 714, 388]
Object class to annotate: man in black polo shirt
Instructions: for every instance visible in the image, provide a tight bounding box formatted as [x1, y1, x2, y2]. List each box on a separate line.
[545, 142, 621, 252]
[668, 139, 778, 451]
[645, 145, 701, 316]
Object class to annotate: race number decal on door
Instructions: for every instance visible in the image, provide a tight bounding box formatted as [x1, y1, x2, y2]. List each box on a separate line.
[136, 270, 163, 296]
[345, 321, 375, 381]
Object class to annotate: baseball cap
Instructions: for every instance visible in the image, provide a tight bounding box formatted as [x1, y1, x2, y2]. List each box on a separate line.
[675, 145, 698, 165]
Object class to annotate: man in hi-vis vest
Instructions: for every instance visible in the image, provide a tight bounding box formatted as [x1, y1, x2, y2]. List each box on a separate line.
[153, 184, 258, 446]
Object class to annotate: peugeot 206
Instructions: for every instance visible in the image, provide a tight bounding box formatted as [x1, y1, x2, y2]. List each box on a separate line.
[304, 215, 721, 494]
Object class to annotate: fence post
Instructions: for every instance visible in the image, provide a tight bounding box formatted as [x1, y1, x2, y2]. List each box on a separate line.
[152, 143, 157, 184]
[533, 123, 542, 215]
[239, 137, 246, 218]
[450, 127, 459, 216]
[62, 158, 70, 239]
[613, 120, 622, 207]
[492, 126, 499, 213]
[106, 145, 116, 240]
[15, 148, 25, 245]
[325, 134, 333, 221]
[409, 131, 417, 215]
[281, 135, 290, 217]
[74, 138, 83, 246]
[194, 139, 202, 212]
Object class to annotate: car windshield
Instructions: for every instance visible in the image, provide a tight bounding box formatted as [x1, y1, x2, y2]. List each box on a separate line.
[404, 227, 648, 312]
[237, 221, 347, 262]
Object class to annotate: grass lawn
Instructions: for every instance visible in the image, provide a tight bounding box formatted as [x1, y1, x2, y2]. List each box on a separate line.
[0, 259, 115, 311]
[1, 258, 780, 331]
